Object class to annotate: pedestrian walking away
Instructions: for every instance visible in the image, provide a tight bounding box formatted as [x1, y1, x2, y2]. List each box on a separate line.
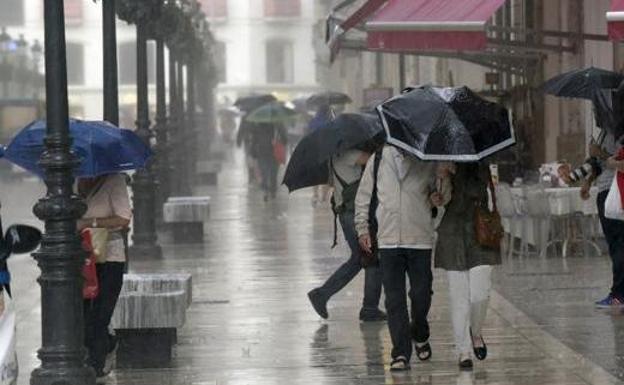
[432, 162, 501, 370]
[77, 173, 132, 381]
[307, 147, 385, 323]
[355, 144, 441, 371]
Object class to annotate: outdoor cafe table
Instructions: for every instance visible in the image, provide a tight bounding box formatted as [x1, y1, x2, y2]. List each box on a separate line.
[500, 186, 599, 253]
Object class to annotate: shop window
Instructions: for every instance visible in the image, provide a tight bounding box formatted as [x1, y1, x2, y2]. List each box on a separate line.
[265, 40, 293, 84]
[0, 0, 24, 26]
[264, 0, 300, 18]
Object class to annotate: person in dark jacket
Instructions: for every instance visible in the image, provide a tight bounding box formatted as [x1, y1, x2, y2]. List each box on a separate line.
[251, 122, 287, 201]
[431, 162, 501, 370]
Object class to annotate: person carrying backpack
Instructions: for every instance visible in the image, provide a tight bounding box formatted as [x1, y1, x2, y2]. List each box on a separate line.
[307, 146, 386, 322]
[355, 144, 446, 371]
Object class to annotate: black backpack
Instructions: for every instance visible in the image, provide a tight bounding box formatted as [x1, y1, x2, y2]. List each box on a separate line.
[361, 148, 382, 267]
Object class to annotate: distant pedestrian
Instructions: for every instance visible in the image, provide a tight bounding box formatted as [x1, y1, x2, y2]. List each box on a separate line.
[237, 117, 260, 185]
[77, 173, 132, 380]
[307, 146, 385, 322]
[251, 122, 287, 201]
[355, 145, 439, 371]
[431, 162, 500, 370]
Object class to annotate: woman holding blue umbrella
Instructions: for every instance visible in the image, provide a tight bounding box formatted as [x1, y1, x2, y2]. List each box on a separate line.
[77, 173, 132, 380]
[2, 118, 149, 380]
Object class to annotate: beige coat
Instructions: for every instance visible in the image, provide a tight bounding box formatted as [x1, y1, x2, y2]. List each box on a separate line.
[354, 145, 443, 248]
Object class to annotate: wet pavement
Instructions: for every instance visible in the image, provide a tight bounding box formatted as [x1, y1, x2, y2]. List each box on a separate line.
[3, 150, 624, 384]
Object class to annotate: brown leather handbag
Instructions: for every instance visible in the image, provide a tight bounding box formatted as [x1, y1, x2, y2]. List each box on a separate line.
[474, 176, 504, 250]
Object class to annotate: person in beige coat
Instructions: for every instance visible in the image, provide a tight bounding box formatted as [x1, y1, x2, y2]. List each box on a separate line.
[355, 144, 446, 371]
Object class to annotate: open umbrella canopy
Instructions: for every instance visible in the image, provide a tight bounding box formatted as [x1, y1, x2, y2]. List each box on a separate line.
[233, 94, 277, 112]
[307, 91, 352, 108]
[378, 86, 514, 162]
[284, 113, 384, 192]
[542, 67, 624, 138]
[4, 119, 152, 177]
[246, 102, 298, 124]
[542, 67, 624, 99]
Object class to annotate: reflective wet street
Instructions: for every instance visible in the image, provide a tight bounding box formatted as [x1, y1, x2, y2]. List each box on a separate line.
[4, 150, 624, 385]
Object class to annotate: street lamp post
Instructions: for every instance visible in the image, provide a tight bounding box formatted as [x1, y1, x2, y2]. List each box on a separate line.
[176, 61, 191, 195]
[154, 37, 170, 206]
[167, 48, 179, 195]
[30, 1, 94, 384]
[129, 18, 162, 258]
[103, 0, 119, 125]
[117, 0, 163, 258]
[0, 28, 12, 98]
[185, 59, 196, 187]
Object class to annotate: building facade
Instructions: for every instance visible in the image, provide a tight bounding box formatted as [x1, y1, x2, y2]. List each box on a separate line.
[203, 0, 322, 105]
[319, 0, 620, 172]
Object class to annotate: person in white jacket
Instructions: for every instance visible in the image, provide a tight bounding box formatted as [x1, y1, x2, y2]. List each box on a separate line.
[355, 145, 446, 371]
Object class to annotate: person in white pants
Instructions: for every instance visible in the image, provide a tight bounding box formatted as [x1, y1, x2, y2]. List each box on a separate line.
[431, 162, 501, 370]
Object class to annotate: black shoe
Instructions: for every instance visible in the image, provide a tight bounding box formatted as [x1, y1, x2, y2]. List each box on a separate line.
[390, 356, 410, 371]
[414, 341, 432, 361]
[459, 359, 473, 370]
[359, 308, 387, 322]
[470, 329, 487, 361]
[95, 367, 111, 384]
[307, 289, 328, 319]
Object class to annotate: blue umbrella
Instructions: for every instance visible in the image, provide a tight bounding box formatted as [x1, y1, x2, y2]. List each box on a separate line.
[4, 119, 152, 177]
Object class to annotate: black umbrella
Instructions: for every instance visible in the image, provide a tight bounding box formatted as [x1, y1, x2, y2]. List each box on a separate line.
[307, 91, 352, 108]
[234, 94, 277, 112]
[283, 113, 384, 192]
[542, 67, 624, 139]
[378, 86, 515, 162]
[542, 67, 623, 99]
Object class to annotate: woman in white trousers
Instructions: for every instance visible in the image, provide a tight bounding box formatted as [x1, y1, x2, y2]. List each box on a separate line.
[431, 162, 501, 370]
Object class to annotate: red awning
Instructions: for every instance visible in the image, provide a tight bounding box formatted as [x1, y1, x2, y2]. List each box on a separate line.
[608, 0, 624, 41]
[340, 0, 388, 32]
[328, 0, 388, 62]
[366, 0, 506, 51]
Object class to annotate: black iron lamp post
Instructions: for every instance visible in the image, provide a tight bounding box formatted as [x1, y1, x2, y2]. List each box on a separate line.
[117, 0, 162, 258]
[0, 28, 12, 98]
[30, 1, 94, 384]
[15, 34, 28, 97]
[31, 40, 44, 100]
[154, 37, 170, 206]
[102, 0, 119, 125]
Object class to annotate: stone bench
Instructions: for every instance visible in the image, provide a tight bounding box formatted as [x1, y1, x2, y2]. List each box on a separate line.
[196, 160, 222, 185]
[163, 197, 210, 243]
[111, 273, 192, 368]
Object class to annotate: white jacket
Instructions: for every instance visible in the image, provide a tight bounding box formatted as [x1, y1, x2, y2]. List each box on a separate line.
[354, 145, 438, 248]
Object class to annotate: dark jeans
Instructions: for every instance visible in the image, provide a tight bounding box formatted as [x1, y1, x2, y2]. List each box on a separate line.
[84, 262, 125, 370]
[258, 156, 278, 196]
[597, 191, 624, 298]
[379, 248, 433, 361]
[318, 212, 383, 311]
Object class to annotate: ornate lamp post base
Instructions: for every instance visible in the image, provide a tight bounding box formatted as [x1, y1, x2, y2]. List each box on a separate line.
[31, 367, 94, 385]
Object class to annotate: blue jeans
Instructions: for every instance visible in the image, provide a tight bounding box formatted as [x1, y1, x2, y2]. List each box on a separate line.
[597, 191, 624, 298]
[379, 248, 433, 361]
[317, 212, 383, 311]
